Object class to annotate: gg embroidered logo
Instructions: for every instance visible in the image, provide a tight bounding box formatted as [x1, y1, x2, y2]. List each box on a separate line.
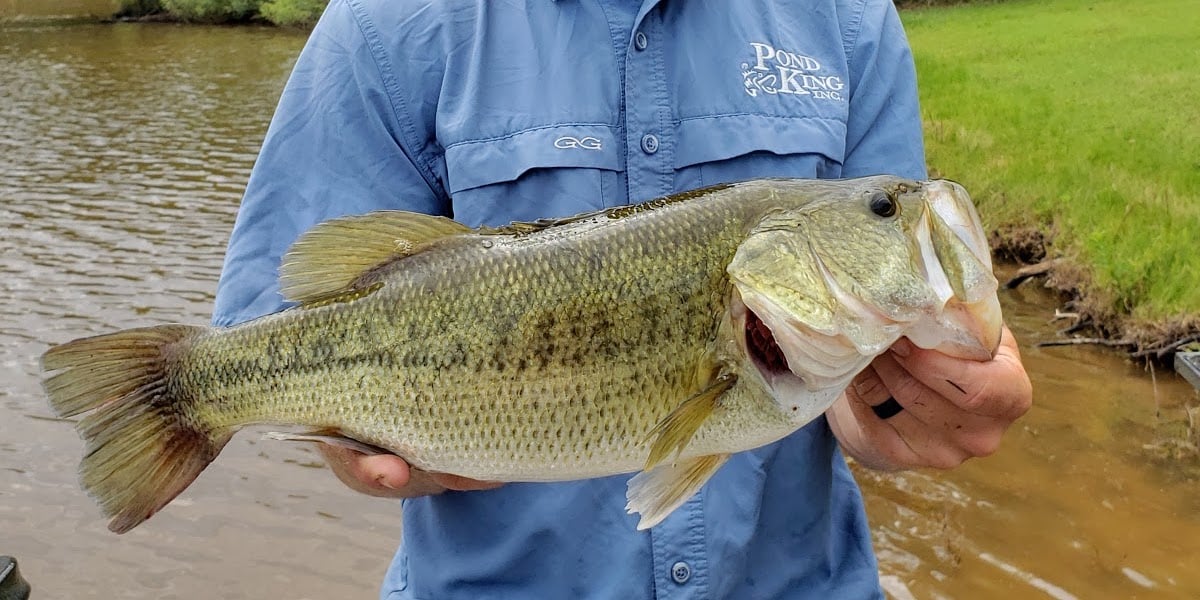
[554, 136, 603, 150]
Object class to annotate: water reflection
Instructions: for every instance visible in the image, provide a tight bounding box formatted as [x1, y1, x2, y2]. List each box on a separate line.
[1, 22, 400, 600]
[1, 20, 1197, 600]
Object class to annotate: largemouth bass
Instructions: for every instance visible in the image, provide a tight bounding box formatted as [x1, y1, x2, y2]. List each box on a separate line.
[42, 176, 1002, 533]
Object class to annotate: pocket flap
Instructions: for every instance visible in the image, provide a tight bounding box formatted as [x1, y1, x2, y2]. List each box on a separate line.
[445, 124, 624, 193]
[674, 114, 847, 169]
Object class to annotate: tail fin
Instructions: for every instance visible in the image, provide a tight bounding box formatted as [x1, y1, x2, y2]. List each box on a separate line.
[41, 324, 232, 533]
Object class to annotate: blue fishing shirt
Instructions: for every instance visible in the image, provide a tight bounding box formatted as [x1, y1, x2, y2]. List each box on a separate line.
[212, 0, 926, 598]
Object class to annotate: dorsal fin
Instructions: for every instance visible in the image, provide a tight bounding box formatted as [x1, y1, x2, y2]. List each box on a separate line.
[279, 210, 470, 304]
[476, 186, 724, 237]
[476, 210, 608, 237]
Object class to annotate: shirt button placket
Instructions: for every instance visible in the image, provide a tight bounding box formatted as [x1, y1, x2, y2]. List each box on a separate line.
[623, 14, 672, 201]
[634, 30, 658, 158]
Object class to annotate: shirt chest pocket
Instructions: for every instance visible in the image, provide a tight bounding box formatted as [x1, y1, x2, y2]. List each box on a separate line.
[443, 124, 627, 227]
[671, 114, 849, 190]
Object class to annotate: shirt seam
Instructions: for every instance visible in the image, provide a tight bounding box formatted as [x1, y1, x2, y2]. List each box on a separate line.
[842, 0, 870, 91]
[444, 122, 619, 150]
[648, 13, 673, 196]
[675, 112, 846, 125]
[688, 493, 710, 598]
[343, 0, 447, 201]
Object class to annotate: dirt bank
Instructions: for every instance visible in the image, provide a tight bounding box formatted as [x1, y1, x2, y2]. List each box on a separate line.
[992, 224, 1200, 365]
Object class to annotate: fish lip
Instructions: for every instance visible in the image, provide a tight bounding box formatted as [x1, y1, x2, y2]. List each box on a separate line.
[923, 180, 993, 269]
[905, 180, 1004, 359]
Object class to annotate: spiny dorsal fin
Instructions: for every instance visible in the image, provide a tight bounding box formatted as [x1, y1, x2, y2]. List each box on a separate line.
[476, 186, 727, 237]
[642, 372, 736, 470]
[476, 210, 608, 237]
[279, 211, 471, 304]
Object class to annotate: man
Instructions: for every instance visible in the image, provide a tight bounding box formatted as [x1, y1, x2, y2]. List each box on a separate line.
[213, 1, 1032, 597]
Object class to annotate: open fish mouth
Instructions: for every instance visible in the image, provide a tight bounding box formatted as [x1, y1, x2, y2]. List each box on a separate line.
[745, 308, 789, 378]
[728, 287, 855, 420]
[744, 309, 792, 374]
[733, 276, 879, 398]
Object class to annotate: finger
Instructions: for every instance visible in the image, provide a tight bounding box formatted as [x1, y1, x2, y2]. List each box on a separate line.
[849, 364, 921, 423]
[869, 351, 992, 433]
[854, 360, 1001, 465]
[318, 444, 412, 495]
[832, 373, 924, 470]
[884, 415, 972, 469]
[891, 327, 1031, 420]
[356, 453, 415, 490]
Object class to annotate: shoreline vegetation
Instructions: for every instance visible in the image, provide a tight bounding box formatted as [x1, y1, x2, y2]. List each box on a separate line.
[903, 0, 1200, 363]
[111, 0, 325, 26]
[12, 0, 1198, 363]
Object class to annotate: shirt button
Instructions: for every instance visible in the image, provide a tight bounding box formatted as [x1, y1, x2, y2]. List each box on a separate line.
[640, 134, 659, 154]
[634, 31, 648, 51]
[670, 561, 691, 584]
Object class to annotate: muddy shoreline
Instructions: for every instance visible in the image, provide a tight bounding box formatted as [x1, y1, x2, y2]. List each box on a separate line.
[991, 225, 1200, 365]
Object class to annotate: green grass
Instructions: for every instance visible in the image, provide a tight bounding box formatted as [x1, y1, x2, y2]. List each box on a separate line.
[902, 0, 1200, 323]
[115, 0, 326, 25]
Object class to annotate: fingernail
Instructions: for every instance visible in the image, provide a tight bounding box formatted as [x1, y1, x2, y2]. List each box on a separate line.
[852, 378, 870, 398]
[892, 338, 912, 358]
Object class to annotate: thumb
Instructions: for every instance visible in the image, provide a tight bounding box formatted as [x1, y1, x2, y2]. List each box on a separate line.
[319, 444, 412, 493]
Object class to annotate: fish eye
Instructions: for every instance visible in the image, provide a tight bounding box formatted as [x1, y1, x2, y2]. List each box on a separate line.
[868, 191, 897, 218]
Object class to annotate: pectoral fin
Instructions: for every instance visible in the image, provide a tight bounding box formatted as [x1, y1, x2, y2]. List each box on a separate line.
[264, 430, 392, 455]
[626, 454, 730, 530]
[642, 373, 736, 470]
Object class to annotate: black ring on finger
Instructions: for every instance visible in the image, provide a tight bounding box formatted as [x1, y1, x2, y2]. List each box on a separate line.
[871, 397, 904, 420]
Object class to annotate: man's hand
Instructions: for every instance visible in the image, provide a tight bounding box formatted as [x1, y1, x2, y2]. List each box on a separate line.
[318, 445, 503, 498]
[827, 325, 1032, 471]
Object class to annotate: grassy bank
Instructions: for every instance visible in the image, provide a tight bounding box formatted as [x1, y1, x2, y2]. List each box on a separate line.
[0, 0, 120, 20]
[902, 0, 1200, 355]
[114, 0, 323, 25]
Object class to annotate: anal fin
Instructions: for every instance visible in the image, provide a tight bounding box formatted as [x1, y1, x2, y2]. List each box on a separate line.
[264, 429, 392, 455]
[626, 454, 730, 530]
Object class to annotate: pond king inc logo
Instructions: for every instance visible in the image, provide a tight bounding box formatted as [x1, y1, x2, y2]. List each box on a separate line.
[741, 42, 845, 101]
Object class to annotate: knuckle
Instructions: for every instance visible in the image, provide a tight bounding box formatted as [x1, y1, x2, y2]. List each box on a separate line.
[889, 377, 926, 406]
[960, 430, 1003, 458]
[956, 386, 992, 413]
[1012, 387, 1034, 419]
[929, 451, 969, 470]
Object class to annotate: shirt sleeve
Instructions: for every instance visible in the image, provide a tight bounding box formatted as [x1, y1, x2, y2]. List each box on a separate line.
[840, 0, 927, 180]
[211, 0, 448, 327]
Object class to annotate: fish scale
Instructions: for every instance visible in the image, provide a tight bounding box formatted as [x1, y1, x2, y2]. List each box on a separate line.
[42, 176, 1003, 533]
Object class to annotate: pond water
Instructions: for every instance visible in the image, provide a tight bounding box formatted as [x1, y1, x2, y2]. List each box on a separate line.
[2, 22, 1197, 600]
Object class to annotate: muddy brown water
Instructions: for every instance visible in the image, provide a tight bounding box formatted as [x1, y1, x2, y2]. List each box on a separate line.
[2, 22, 1198, 600]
